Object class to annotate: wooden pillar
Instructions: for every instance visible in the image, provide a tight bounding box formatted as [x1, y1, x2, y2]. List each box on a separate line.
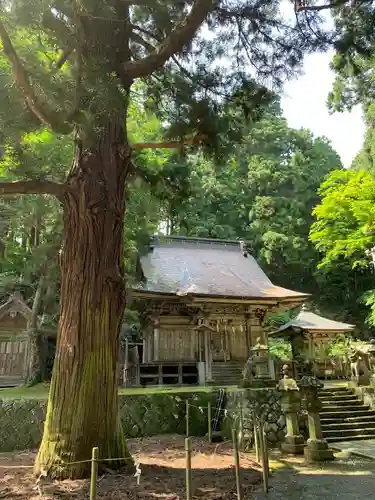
[151, 316, 160, 362]
[123, 338, 129, 386]
[308, 332, 314, 358]
[204, 329, 212, 381]
[245, 314, 252, 358]
[154, 327, 159, 361]
[148, 332, 153, 362]
[190, 328, 195, 359]
[142, 338, 147, 364]
[124, 338, 129, 368]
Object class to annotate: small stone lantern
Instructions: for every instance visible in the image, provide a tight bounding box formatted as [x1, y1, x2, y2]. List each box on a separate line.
[277, 365, 304, 454]
[299, 370, 334, 462]
[366, 339, 375, 386]
[252, 337, 270, 380]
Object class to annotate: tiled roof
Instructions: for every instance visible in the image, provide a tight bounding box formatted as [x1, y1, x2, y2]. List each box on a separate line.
[273, 308, 355, 333]
[134, 236, 308, 301]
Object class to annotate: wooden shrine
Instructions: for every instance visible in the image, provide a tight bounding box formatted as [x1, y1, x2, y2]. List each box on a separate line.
[0, 292, 32, 386]
[127, 236, 308, 387]
[270, 305, 355, 379]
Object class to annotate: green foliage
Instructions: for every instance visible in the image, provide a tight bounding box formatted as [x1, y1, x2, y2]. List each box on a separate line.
[324, 335, 363, 359]
[0, 0, 334, 146]
[267, 307, 300, 329]
[310, 169, 375, 327]
[268, 339, 292, 361]
[311, 169, 375, 268]
[169, 109, 342, 292]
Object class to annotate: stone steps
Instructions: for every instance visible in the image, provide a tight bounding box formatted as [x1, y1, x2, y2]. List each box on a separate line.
[321, 414, 375, 424]
[321, 404, 368, 412]
[326, 434, 375, 443]
[211, 362, 242, 386]
[319, 394, 361, 402]
[321, 409, 374, 419]
[321, 421, 375, 431]
[323, 426, 375, 438]
[319, 387, 375, 443]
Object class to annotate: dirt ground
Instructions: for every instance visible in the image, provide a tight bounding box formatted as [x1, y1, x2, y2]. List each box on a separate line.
[0, 435, 262, 499]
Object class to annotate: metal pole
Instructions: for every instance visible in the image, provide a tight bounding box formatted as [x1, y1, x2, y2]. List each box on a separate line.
[207, 402, 212, 443]
[90, 447, 99, 500]
[185, 437, 192, 500]
[232, 429, 243, 500]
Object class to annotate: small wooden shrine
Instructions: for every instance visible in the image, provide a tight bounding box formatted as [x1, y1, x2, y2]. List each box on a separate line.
[127, 236, 308, 387]
[270, 305, 355, 379]
[0, 293, 32, 386]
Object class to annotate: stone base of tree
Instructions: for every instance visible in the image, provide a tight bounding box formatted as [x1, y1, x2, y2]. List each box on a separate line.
[281, 434, 304, 454]
[304, 438, 334, 462]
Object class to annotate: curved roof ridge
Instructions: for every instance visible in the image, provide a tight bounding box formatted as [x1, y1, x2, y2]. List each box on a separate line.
[274, 309, 355, 333]
[135, 236, 308, 301]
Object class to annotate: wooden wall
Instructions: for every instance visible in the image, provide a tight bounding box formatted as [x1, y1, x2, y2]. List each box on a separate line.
[0, 313, 30, 381]
[228, 323, 248, 360]
[158, 315, 197, 361]
[143, 303, 269, 364]
[0, 333, 29, 380]
[159, 329, 196, 361]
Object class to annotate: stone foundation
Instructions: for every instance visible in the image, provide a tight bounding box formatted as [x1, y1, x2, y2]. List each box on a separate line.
[223, 388, 308, 448]
[0, 391, 215, 452]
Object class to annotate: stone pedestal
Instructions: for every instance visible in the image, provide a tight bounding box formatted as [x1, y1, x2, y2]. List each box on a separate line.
[354, 373, 371, 387]
[299, 375, 334, 462]
[277, 365, 304, 455]
[282, 409, 305, 454]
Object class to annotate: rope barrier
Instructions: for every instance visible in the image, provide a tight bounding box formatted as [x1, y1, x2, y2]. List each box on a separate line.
[0, 456, 135, 469]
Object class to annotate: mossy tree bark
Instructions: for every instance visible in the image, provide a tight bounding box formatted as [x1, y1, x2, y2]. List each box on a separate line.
[35, 123, 134, 479]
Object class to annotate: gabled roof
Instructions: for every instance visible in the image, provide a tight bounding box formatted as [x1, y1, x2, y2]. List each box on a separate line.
[0, 292, 32, 322]
[133, 236, 309, 302]
[272, 307, 355, 335]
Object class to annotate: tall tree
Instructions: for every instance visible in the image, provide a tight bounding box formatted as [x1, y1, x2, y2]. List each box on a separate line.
[310, 169, 375, 327]
[0, 0, 355, 478]
[171, 108, 342, 289]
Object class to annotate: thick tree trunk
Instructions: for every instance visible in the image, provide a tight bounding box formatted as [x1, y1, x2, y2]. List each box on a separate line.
[27, 274, 45, 385]
[35, 123, 133, 479]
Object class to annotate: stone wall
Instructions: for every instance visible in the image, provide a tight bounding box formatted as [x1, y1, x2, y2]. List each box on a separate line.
[0, 392, 216, 452]
[222, 388, 308, 448]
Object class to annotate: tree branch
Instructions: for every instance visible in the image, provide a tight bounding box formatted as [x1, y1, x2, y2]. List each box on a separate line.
[124, 0, 214, 79]
[121, 0, 188, 5]
[130, 32, 155, 52]
[0, 181, 64, 197]
[0, 20, 72, 134]
[295, 0, 348, 13]
[52, 47, 74, 74]
[132, 134, 208, 150]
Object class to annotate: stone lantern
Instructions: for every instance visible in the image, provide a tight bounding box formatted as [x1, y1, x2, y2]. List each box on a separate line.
[252, 337, 270, 381]
[277, 365, 304, 454]
[299, 368, 334, 462]
[369, 339, 375, 385]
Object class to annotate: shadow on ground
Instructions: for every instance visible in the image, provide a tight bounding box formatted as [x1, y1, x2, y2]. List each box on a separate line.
[0, 463, 261, 499]
[254, 452, 375, 500]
